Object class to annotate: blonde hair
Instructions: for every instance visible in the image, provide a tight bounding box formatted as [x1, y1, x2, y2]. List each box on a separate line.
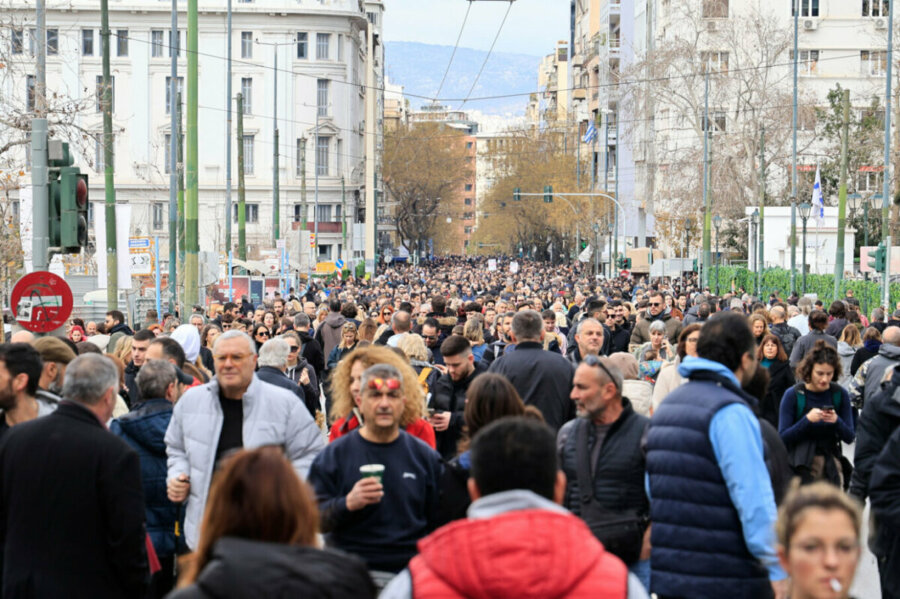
[777, 481, 861, 551]
[328, 345, 425, 425]
[839, 324, 862, 348]
[114, 335, 133, 363]
[463, 318, 484, 346]
[398, 333, 429, 362]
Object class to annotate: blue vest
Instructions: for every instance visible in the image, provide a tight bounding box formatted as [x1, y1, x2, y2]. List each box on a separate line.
[646, 378, 771, 599]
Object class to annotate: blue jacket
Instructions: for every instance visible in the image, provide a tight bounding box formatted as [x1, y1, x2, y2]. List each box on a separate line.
[110, 398, 185, 557]
[646, 357, 785, 598]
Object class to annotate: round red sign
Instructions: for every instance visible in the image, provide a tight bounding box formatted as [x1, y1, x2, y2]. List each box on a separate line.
[10, 271, 74, 333]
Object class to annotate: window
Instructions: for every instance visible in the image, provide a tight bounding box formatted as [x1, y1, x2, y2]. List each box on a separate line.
[862, 50, 887, 76]
[860, 169, 882, 192]
[860, 107, 886, 128]
[241, 31, 253, 58]
[240, 78, 252, 114]
[26, 74, 35, 112]
[232, 203, 259, 223]
[96, 75, 115, 112]
[334, 204, 342, 219]
[863, 0, 890, 17]
[367, 11, 378, 25]
[337, 34, 343, 61]
[296, 32, 307, 58]
[82, 29, 94, 56]
[11, 29, 23, 54]
[293, 204, 306, 222]
[152, 202, 165, 230]
[164, 133, 172, 174]
[24, 132, 31, 169]
[463, 212, 474, 220]
[318, 244, 331, 259]
[46, 29, 57, 55]
[465, 183, 473, 191]
[316, 136, 330, 175]
[316, 33, 330, 60]
[790, 50, 820, 75]
[243, 135, 254, 175]
[316, 204, 332, 222]
[317, 79, 328, 116]
[336, 138, 342, 173]
[464, 198, 473, 205]
[166, 76, 184, 114]
[701, 111, 726, 133]
[169, 29, 181, 58]
[464, 226, 473, 235]
[28, 28, 35, 56]
[151, 30, 164, 57]
[701, 51, 729, 74]
[702, 0, 728, 18]
[793, 0, 820, 17]
[117, 30, 128, 56]
[798, 105, 817, 130]
[466, 141, 473, 149]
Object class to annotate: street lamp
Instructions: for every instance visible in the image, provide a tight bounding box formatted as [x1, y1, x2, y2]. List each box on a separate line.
[751, 209, 759, 296]
[684, 218, 693, 267]
[798, 201, 812, 294]
[713, 214, 723, 295]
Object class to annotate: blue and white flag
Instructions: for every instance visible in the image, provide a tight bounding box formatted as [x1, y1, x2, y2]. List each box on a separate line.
[582, 121, 597, 144]
[812, 166, 825, 227]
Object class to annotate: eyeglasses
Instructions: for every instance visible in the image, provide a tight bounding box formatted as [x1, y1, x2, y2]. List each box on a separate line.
[423, 335, 438, 340]
[686, 336, 700, 344]
[287, 345, 300, 353]
[583, 354, 620, 391]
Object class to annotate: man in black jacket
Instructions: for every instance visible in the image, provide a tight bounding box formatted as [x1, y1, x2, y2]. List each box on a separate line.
[869, 425, 900, 598]
[489, 310, 576, 431]
[256, 338, 310, 411]
[851, 366, 900, 505]
[293, 313, 325, 380]
[0, 354, 148, 597]
[557, 355, 650, 584]
[431, 335, 487, 459]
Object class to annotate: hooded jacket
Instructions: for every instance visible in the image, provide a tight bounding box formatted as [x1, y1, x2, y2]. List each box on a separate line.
[167, 537, 375, 599]
[110, 398, 185, 557]
[315, 312, 347, 366]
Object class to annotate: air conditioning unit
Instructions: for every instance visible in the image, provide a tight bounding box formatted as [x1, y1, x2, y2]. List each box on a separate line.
[803, 19, 817, 30]
[875, 18, 888, 29]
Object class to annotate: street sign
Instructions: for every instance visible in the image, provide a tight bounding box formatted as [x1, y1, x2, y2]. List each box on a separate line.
[309, 233, 316, 248]
[335, 259, 344, 269]
[128, 237, 151, 249]
[10, 271, 74, 333]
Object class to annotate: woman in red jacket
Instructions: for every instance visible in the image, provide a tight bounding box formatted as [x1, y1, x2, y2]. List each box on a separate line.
[328, 345, 436, 449]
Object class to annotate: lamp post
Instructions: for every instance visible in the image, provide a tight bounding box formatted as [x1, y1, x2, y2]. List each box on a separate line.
[607, 222, 613, 278]
[685, 218, 693, 272]
[713, 214, 722, 295]
[790, 195, 797, 294]
[592, 223, 600, 277]
[799, 201, 812, 294]
[751, 209, 759, 297]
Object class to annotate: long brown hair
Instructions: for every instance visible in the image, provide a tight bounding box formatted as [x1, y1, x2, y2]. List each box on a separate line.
[756, 333, 788, 363]
[178, 447, 318, 587]
[456, 373, 526, 453]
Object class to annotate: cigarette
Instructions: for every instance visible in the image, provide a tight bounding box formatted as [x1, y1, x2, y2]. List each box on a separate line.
[830, 578, 842, 593]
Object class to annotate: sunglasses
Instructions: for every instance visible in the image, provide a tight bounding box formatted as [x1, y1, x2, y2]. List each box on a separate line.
[583, 354, 620, 391]
[367, 377, 401, 392]
[256, 331, 269, 337]
[287, 345, 300, 353]
[649, 302, 663, 307]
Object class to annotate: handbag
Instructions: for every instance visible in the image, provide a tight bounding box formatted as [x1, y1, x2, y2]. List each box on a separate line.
[575, 419, 645, 565]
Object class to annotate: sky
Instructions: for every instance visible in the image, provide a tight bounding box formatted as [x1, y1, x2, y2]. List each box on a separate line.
[382, 0, 570, 57]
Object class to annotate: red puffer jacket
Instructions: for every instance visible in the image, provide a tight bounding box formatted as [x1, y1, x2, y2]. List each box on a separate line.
[409, 509, 628, 598]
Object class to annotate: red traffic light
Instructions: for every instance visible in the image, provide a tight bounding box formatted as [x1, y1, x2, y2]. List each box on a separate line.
[75, 176, 88, 208]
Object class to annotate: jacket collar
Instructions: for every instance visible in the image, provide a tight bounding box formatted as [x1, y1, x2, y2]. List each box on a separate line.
[467, 489, 569, 520]
[57, 400, 106, 428]
[515, 341, 544, 350]
[207, 373, 264, 402]
[677, 355, 741, 387]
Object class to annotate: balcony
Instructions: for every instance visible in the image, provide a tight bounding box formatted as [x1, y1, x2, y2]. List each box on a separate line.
[609, 36, 621, 58]
[609, 0, 621, 12]
[291, 221, 342, 234]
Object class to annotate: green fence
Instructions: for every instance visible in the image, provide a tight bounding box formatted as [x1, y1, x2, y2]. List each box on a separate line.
[712, 266, 900, 311]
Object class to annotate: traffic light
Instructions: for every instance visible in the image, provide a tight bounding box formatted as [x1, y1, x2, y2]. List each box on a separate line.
[868, 242, 886, 272]
[48, 142, 89, 254]
[623, 258, 632, 269]
[513, 187, 521, 202]
[692, 259, 699, 272]
[543, 185, 553, 203]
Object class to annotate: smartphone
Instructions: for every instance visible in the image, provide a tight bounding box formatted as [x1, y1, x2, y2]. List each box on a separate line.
[821, 407, 835, 413]
[427, 408, 436, 417]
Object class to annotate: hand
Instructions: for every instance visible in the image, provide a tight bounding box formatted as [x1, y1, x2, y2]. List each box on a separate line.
[821, 409, 838, 424]
[429, 411, 451, 432]
[167, 474, 190, 503]
[806, 408, 824, 423]
[299, 369, 310, 386]
[434, 364, 448, 375]
[771, 578, 790, 599]
[346, 477, 384, 511]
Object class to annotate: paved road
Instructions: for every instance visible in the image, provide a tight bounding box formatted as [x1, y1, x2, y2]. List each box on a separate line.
[845, 442, 880, 598]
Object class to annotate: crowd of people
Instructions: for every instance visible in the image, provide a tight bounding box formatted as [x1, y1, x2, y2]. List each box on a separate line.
[0, 255, 896, 598]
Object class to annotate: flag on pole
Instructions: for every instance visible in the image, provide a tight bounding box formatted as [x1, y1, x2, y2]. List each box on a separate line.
[582, 121, 597, 144]
[578, 244, 593, 263]
[812, 166, 825, 227]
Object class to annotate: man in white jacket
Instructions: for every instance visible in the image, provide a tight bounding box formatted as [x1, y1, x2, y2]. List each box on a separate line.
[165, 330, 325, 549]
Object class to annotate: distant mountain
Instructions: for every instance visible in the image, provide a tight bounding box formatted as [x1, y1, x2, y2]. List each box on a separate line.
[384, 41, 542, 117]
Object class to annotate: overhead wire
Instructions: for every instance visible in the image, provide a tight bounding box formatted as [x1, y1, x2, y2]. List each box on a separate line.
[458, 0, 514, 109]
[432, 0, 473, 102]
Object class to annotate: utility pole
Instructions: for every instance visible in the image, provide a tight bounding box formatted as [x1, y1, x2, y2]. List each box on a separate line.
[237, 93, 246, 263]
[791, 0, 799, 295]
[31, 0, 49, 272]
[177, 92, 185, 300]
[225, 0, 232, 258]
[614, 115, 619, 264]
[299, 136, 307, 270]
[701, 71, 710, 290]
[101, 0, 118, 308]
[168, 0, 178, 314]
[341, 175, 347, 264]
[364, 24, 377, 276]
[314, 116, 320, 267]
[184, 0, 198, 308]
[758, 127, 765, 299]
[882, 0, 895, 315]
[834, 89, 850, 297]
[271, 44, 279, 246]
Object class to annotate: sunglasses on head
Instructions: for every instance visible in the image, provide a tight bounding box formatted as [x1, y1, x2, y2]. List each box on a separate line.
[583, 355, 620, 391]
[367, 377, 401, 392]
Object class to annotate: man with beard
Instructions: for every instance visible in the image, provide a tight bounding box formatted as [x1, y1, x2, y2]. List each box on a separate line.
[420, 319, 444, 366]
[0, 343, 56, 437]
[31, 336, 76, 404]
[607, 301, 631, 354]
[430, 336, 487, 459]
[105, 310, 135, 355]
[567, 318, 605, 365]
[630, 291, 681, 346]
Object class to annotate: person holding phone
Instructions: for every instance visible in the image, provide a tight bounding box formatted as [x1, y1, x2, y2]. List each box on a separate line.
[778, 340, 855, 488]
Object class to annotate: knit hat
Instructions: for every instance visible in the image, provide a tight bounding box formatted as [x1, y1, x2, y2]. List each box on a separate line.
[32, 336, 77, 365]
[171, 324, 200, 363]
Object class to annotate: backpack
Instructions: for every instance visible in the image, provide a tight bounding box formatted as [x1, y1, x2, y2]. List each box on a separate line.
[794, 386, 842, 421]
[417, 366, 434, 396]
